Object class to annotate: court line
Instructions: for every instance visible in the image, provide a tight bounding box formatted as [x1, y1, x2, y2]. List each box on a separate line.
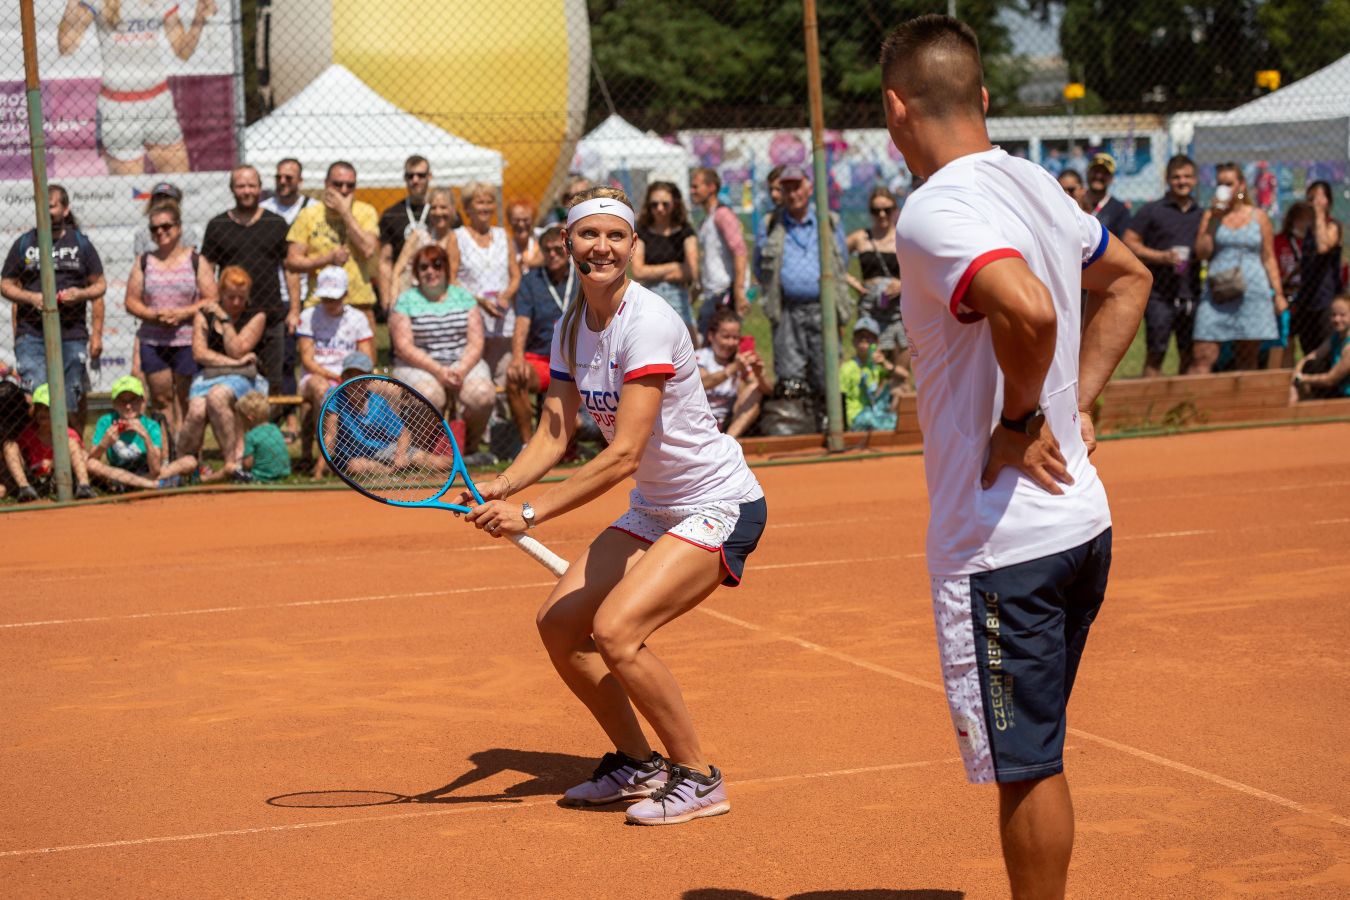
[695, 607, 1350, 829]
[0, 756, 961, 858]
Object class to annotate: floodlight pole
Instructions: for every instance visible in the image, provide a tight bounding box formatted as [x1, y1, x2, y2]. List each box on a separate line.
[20, 0, 74, 502]
[803, 0, 845, 452]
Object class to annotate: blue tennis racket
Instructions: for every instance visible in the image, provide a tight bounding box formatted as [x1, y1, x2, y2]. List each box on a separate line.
[316, 374, 569, 576]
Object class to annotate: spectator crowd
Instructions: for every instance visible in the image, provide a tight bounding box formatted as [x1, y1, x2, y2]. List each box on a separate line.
[1, 148, 1346, 502]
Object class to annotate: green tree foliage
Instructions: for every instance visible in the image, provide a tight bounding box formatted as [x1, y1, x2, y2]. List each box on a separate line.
[1027, 0, 1350, 111]
[588, 0, 1026, 130]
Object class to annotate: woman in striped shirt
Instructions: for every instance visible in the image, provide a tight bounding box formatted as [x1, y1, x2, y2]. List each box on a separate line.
[389, 244, 495, 452]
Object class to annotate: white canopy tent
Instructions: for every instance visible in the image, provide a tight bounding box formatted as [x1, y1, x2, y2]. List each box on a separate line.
[1191, 53, 1350, 165]
[573, 114, 695, 204]
[245, 65, 504, 188]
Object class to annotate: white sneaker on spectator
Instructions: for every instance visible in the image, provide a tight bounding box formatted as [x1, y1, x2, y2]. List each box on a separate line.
[624, 764, 730, 826]
[561, 751, 667, 806]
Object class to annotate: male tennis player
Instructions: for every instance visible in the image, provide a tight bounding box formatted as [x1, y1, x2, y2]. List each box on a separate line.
[462, 187, 767, 826]
[882, 16, 1150, 899]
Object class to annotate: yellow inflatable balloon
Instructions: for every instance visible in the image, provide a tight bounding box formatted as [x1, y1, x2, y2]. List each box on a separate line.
[262, 0, 590, 212]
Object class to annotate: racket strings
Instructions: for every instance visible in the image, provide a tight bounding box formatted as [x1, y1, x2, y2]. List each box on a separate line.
[321, 380, 462, 503]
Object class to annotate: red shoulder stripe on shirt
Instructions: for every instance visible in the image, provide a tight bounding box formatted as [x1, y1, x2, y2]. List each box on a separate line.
[623, 364, 676, 383]
[949, 248, 1024, 323]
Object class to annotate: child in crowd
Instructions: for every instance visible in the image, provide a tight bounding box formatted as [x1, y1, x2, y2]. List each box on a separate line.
[235, 391, 291, 482]
[0, 379, 27, 499]
[1292, 295, 1350, 401]
[2, 384, 96, 501]
[86, 375, 198, 492]
[694, 307, 772, 437]
[841, 317, 907, 431]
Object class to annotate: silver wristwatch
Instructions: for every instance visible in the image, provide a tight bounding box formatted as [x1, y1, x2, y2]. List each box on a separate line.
[521, 502, 537, 529]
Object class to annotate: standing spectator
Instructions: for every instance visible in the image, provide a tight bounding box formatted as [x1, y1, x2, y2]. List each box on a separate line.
[546, 174, 593, 225]
[287, 161, 380, 330]
[1, 184, 105, 432]
[839, 317, 904, 431]
[132, 183, 200, 256]
[695, 307, 771, 437]
[1083, 153, 1132, 237]
[125, 199, 215, 438]
[1123, 154, 1203, 376]
[296, 267, 375, 467]
[260, 157, 312, 440]
[178, 267, 267, 476]
[754, 165, 850, 400]
[1057, 170, 1084, 204]
[389, 187, 461, 303]
[689, 167, 749, 334]
[456, 181, 520, 385]
[507, 226, 577, 443]
[508, 198, 544, 273]
[234, 391, 292, 482]
[1292, 296, 1350, 399]
[632, 181, 699, 340]
[201, 166, 292, 398]
[846, 186, 907, 371]
[1292, 181, 1344, 359]
[3, 383, 95, 501]
[1190, 163, 1284, 373]
[389, 245, 495, 457]
[1275, 201, 1313, 298]
[765, 164, 785, 211]
[85, 374, 197, 492]
[378, 155, 453, 307]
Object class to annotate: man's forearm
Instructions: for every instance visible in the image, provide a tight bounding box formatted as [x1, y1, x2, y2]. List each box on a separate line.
[1079, 272, 1150, 408]
[986, 290, 1056, 418]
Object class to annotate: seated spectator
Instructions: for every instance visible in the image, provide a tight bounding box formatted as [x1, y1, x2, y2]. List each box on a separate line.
[390, 244, 495, 460]
[85, 375, 197, 492]
[695, 307, 772, 438]
[389, 187, 461, 306]
[2, 383, 95, 501]
[124, 198, 215, 439]
[507, 225, 576, 444]
[841, 317, 906, 432]
[178, 266, 268, 477]
[0, 379, 27, 499]
[297, 266, 375, 468]
[235, 391, 292, 482]
[1292, 296, 1350, 401]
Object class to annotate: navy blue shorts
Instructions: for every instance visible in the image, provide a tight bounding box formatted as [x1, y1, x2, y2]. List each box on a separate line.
[930, 529, 1112, 784]
[610, 492, 767, 587]
[139, 341, 198, 377]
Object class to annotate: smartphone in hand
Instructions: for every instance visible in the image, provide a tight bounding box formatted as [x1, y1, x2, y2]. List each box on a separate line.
[738, 336, 756, 354]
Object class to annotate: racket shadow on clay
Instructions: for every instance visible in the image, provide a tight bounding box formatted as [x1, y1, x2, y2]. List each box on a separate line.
[267, 749, 597, 809]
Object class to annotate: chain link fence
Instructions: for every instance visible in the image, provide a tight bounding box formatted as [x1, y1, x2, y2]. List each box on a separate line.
[2, 0, 1347, 385]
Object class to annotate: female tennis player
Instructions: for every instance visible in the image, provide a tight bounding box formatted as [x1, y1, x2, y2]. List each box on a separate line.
[462, 186, 767, 826]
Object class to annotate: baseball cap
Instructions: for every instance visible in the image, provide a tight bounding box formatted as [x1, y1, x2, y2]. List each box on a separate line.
[1089, 153, 1116, 175]
[150, 182, 183, 201]
[341, 351, 374, 375]
[853, 316, 881, 337]
[778, 165, 809, 183]
[109, 375, 145, 399]
[32, 383, 50, 407]
[314, 266, 349, 300]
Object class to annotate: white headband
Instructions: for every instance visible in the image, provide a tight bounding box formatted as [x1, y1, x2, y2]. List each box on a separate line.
[565, 198, 636, 230]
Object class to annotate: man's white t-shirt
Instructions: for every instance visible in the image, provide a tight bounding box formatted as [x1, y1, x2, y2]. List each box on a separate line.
[549, 282, 762, 507]
[895, 147, 1111, 576]
[297, 304, 373, 373]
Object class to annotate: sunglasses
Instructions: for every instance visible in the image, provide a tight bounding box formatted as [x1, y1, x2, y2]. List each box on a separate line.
[149, 223, 176, 234]
[648, 200, 672, 209]
[869, 205, 895, 215]
[404, 171, 429, 182]
[416, 261, 446, 272]
[329, 180, 356, 190]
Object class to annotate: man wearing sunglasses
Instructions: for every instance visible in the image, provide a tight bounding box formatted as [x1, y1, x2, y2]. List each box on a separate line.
[286, 160, 380, 330]
[378, 155, 456, 309]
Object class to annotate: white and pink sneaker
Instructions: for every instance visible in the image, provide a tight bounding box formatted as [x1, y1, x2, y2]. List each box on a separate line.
[625, 764, 730, 825]
[561, 751, 667, 806]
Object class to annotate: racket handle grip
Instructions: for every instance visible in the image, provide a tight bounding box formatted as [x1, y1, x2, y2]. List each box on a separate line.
[508, 533, 569, 577]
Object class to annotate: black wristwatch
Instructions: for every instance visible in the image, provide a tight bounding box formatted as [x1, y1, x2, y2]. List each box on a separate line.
[999, 409, 1042, 434]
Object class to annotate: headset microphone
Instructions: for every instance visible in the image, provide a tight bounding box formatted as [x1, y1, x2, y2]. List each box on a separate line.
[567, 237, 591, 274]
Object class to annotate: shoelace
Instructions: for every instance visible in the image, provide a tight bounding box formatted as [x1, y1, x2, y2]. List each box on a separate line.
[648, 766, 691, 805]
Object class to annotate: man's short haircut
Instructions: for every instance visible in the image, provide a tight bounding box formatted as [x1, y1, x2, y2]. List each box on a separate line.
[326, 160, 356, 182]
[707, 305, 742, 335]
[230, 164, 260, 184]
[694, 167, 721, 190]
[1165, 154, 1195, 177]
[277, 157, 302, 173]
[767, 165, 784, 186]
[879, 14, 984, 119]
[539, 224, 565, 245]
[1058, 169, 1083, 186]
[404, 154, 430, 171]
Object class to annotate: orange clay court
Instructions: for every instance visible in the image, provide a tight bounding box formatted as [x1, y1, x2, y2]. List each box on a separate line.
[2, 423, 1347, 899]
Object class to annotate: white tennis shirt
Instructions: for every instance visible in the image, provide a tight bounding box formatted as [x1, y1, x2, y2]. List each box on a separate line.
[895, 147, 1112, 576]
[549, 282, 762, 507]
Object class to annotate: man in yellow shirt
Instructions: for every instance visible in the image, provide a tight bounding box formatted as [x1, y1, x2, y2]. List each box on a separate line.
[286, 160, 380, 329]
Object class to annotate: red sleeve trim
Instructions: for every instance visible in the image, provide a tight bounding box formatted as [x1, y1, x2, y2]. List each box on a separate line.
[949, 248, 1023, 323]
[623, 364, 676, 383]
